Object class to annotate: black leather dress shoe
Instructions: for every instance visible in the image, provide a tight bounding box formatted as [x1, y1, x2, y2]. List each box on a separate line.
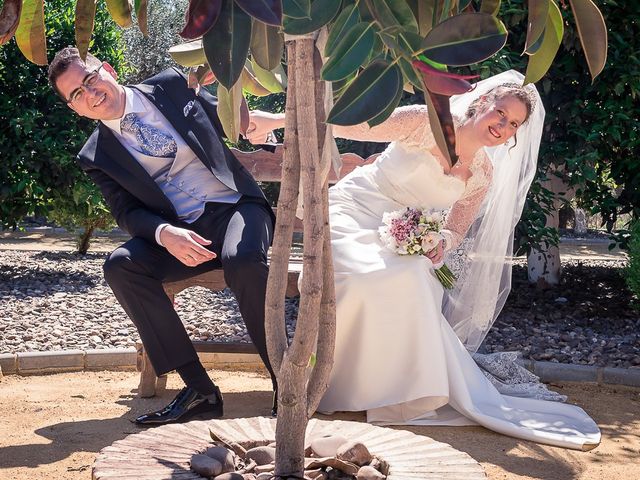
[135, 386, 223, 426]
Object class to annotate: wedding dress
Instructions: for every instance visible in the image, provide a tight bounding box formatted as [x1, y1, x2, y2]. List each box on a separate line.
[319, 100, 601, 451]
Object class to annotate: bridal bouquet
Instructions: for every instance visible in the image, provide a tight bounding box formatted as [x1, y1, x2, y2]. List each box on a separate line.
[379, 207, 456, 289]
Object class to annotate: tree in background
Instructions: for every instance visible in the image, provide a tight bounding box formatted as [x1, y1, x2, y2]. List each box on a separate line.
[121, 0, 188, 83]
[0, 0, 128, 253]
[470, 0, 638, 286]
[626, 220, 640, 305]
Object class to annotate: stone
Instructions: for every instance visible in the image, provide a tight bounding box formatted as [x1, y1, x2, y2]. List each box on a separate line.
[204, 446, 236, 473]
[254, 464, 275, 474]
[368, 457, 382, 471]
[310, 434, 348, 458]
[305, 469, 327, 479]
[356, 466, 386, 479]
[245, 446, 276, 466]
[214, 474, 244, 480]
[191, 454, 223, 477]
[256, 474, 273, 480]
[336, 441, 372, 467]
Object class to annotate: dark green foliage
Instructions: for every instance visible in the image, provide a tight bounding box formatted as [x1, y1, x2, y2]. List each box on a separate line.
[470, 0, 639, 254]
[626, 220, 640, 302]
[0, 0, 128, 240]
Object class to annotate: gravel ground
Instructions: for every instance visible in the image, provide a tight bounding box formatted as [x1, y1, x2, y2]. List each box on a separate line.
[1, 250, 637, 369]
[0, 250, 298, 352]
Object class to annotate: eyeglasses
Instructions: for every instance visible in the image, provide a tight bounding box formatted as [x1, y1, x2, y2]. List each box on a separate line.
[66, 64, 104, 105]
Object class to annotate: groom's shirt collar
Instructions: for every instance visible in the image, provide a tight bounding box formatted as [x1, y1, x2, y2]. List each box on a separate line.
[102, 87, 146, 135]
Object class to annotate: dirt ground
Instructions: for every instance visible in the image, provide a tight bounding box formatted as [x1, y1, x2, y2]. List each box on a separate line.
[0, 370, 639, 480]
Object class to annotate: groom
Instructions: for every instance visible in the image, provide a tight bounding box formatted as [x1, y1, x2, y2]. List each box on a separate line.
[48, 47, 278, 424]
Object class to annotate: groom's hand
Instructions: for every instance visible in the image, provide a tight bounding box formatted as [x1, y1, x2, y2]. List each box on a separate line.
[426, 240, 445, 265]
[159, 225, 216, 267]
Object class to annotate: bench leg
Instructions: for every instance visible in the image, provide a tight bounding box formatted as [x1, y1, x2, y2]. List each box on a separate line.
[135, 341, 167, 397]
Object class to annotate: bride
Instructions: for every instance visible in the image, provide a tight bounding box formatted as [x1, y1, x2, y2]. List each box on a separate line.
[249, 70, 601, 450]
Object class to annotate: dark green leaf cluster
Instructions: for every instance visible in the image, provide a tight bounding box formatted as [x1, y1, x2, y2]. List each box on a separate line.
[625, 220, 640, 303]
[470, 0, 639, 252]
[0, 0, 128, 232]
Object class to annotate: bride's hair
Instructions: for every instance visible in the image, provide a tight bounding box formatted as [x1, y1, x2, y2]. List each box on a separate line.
[464, 83, 536, 150]
[465, 83, 535, 122]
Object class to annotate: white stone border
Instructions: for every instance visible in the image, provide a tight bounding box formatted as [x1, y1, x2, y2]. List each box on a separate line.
[0, 348, 266, 377]
[1, 348, 639, 387]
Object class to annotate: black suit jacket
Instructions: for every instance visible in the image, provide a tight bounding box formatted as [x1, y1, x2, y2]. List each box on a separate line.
[77, 67, 274, 243]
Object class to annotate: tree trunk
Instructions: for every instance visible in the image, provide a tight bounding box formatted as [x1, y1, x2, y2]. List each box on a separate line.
[574, 207, 588, 234]
[527, 174, 574, 287]
[265, 35, 336, 479]
[77, 224, 95, 254]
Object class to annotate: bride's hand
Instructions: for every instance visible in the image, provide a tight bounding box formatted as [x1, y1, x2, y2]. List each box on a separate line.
[426, 240, 445, 265]
[246, 110, 284, 145]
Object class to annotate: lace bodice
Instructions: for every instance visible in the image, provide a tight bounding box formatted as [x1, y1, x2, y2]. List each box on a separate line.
[333, 105, 493, 249]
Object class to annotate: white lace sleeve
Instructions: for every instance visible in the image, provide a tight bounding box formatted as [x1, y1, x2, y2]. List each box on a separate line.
[442, 153, 493, 251]
[332, 105, 435, 149]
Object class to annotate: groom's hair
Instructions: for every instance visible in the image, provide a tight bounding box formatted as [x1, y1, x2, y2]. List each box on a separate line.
[48, 47, 102, 100]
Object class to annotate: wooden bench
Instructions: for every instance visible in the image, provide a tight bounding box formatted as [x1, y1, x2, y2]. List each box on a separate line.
[136, 145, 378, 396]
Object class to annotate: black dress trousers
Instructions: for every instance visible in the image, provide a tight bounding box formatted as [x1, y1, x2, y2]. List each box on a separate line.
[102, 196, 277, 387]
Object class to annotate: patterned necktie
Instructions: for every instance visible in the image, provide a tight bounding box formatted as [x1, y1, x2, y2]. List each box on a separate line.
[120, 112, 177, 158]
